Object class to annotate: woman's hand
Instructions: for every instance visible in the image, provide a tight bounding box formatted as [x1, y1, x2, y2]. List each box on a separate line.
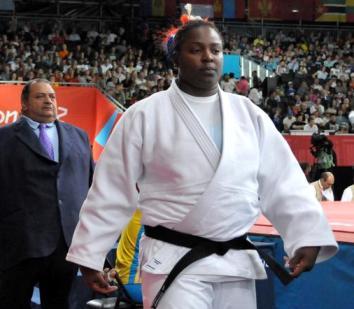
[288, 246, 320, 277]
[80, 266, 118, 294]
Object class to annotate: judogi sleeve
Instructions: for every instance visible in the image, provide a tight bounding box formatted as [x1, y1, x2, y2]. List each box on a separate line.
[66, 105, 144, 271]
[256, 113, 338, 262]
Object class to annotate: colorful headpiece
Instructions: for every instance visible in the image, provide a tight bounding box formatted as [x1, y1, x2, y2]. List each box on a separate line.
[180, 3, 203, 25]
[162, 3, 204, 59]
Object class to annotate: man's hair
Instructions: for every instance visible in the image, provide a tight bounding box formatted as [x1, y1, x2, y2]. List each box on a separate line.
[21, 78, 52, 104]
[321, 172, 333, 181]
[170, 20, 222, 61]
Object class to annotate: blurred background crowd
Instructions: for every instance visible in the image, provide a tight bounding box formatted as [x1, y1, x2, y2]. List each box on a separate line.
[0, 9, 353, 135]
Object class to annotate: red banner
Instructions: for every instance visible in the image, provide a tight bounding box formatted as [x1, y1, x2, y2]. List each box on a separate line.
[248, 0, 317, 21]
[182, 0, 214, 4]
[236, 0, 246, 19]
[284, 135, 354, 167]
[0, 84, 121, 161]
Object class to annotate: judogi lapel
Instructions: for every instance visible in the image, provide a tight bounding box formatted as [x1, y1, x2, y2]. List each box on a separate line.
[142, 83, 265, 278]
[167, 82, 220, 171]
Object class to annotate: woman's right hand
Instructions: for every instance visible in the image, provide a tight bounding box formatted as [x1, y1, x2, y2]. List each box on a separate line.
[80, 266, 118, 294]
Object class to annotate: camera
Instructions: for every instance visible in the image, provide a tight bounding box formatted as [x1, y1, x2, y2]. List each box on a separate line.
[310, 133, 336, 173]
[310, 133, 333, 156]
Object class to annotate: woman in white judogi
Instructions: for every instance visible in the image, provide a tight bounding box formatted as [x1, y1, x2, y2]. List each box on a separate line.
[66, 20, 338, 308]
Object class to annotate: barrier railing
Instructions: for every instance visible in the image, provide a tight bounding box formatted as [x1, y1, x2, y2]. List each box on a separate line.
[239, 56, 274, 86]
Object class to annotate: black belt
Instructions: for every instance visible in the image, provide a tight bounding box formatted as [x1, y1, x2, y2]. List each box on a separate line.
[144, 225, 293, 308]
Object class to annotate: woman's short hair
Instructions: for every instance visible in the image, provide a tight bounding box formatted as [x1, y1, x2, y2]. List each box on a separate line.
[169, 20, 222, 61]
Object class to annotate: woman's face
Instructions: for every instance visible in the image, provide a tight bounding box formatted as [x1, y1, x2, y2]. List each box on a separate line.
[176, 25, 223, 96]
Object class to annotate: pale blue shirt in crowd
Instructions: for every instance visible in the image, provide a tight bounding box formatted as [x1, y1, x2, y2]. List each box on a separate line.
[22, 115, 59, 162]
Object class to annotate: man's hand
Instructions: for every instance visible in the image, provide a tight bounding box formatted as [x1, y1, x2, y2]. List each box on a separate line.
[80, 266, 118, 294]
[288, 246, 320, 277]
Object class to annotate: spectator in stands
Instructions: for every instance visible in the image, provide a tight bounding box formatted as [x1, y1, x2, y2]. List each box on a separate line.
[304, 116, 319, 134]
[0, 64, 11, 80]
[0, 79, 94, 308]
[297, 80, 309, 97]
[100, 57, 113, 74]
[290, 113, 307, 130]
[335, 122, 350, 134]
[320, 110, 331, 127]
[312, 78, 323, 91]
[251, 70, 262, 89]
[336, 110, 350, 127]
[135, 70, 147, 88]
[288, 57, 299, 73]
[50, 30, 66, 46]
[272, 107, 285, 132]
[275, 59, 286, 75]
[329, 62, 341, 78]
[114, 65, 127, 84]
[67, 27, 81, 44]
[312, 110, 325, 129]
[253, 34, 265, 47]
[282, 112, 296, 132]
[220, 73, 235, 93]
[113, 82, 126, 106]
[295, 63, 308, 79]
[310, 97, 325, 115]
[313, 66, 329, 84]
[67, 19, 337, 309]
[58, 43, 69, 60]
[248, 85, 263, 106]
[286, 81, 296, 97]
[235, 75, 249, 95]
[310, 172, 335, 202]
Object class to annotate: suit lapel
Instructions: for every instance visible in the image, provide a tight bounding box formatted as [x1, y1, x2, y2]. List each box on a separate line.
[15, 118, 50, 159]
[56, 121, 72, 164]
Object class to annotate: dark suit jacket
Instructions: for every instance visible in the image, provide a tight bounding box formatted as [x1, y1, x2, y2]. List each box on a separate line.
[0, 117, 94, 271]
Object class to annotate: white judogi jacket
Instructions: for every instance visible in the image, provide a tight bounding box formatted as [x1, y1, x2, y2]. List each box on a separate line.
[67, 80, 337, 280]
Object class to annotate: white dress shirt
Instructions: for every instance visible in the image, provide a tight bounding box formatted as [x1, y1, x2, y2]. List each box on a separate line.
[341, 185, 354, 202]
[22, 116, 59, 162]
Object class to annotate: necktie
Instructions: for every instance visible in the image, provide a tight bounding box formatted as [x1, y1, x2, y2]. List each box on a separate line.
[38, 124, 54, 160]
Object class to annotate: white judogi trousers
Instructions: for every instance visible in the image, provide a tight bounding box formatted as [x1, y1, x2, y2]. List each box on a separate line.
[141, 271, 257, 309]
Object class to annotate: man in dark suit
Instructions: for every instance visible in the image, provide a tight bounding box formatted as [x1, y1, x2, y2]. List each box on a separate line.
[0, 79, 94, 309]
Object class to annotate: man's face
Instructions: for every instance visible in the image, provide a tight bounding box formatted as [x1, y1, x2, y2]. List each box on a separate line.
[323, 176, 334, 189]
[176, 26, 223, 93]
[22, 82, 57, 123]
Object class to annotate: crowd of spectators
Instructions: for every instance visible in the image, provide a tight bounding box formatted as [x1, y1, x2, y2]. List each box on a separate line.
[221, 29, 354, 134]
[0, 17, 353, 134]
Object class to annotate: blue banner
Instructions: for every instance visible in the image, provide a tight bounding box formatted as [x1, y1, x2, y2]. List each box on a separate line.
[223, 0, 236, 18]
[251, 235, 354, 309]
[223, 54, 241, 78]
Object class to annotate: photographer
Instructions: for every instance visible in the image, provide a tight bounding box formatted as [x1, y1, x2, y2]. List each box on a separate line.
[310, 133, 337, 180]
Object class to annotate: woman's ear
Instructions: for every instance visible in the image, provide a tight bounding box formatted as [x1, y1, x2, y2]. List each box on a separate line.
[172, 52, 179, 66]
